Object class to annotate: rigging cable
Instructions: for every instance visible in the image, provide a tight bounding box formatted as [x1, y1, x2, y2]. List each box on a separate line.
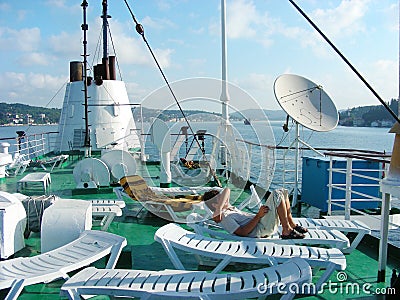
[289, 0, 400, 125]
[123, 0, 222, 187]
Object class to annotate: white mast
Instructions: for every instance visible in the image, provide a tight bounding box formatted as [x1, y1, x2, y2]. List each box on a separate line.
[220, 0, 230, 123]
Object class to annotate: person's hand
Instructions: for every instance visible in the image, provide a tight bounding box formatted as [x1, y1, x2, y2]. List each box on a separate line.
[256, 205, 270, 218]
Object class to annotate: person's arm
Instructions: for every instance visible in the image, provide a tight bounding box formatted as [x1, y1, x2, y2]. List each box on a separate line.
[233, 205, 270, 237]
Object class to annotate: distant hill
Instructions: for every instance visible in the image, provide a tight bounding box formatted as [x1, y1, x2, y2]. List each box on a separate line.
[0, 101, 397, 127]
[339, 99, 398, 127]
[0, 102, 60, 125]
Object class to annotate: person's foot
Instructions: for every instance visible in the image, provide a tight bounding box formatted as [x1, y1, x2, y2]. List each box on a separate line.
[294, 224, 308, 234]
[281, 230, 305, 239]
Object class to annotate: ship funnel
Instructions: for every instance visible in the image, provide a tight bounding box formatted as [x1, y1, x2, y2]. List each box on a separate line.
[70, 61, 83, 82]
[109, 56, 116, 80]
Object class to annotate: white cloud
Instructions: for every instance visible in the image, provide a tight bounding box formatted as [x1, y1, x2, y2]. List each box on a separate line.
[19, 52, 50, 67]
[227, 0, 258, 38]
[108, 20, 174, 69]
[141, 16, 176, 31]
[0, 27, 41, 52]
[311, 0, 370, 39]
[16, 10, 27, 22]
[45, 0, 67, 8]
[48, 31, 81, 57]
[275, 0, 371, 59]
[0, 3, 10, 11]
[232, 73, 277, 108]
[0, 72, 67, 107]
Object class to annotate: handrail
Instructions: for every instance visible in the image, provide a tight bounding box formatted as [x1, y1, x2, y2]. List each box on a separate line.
[0, 131, 59, 160]
[326, 153, 389, 219]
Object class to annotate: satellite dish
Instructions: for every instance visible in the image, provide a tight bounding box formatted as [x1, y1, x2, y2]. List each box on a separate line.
[73, 158, 110, 188]
[101, 150, 136, 183]
[274, 74, 338, 132]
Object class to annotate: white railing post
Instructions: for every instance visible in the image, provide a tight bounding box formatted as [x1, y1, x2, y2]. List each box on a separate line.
[247, 144, 252, 179]
[265, 146, 270, 188]
[344, 157, 353, 220]
[328, 156, 333, 215]
[42, 134, 46, 155]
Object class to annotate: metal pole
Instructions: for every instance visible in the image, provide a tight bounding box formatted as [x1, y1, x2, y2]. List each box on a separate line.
[81, 0, 91, 157]
[220, 0, 229, 123]
[292, 122, 300, 207]
[328, 156, 333, 215]
[378, 192, 391, 282]
[344, 157, 352, 220]
[102, 0, 108, 59]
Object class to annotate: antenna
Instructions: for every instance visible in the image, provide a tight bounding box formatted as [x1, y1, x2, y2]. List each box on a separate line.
[81, 0, 91, 157]
[274, 74, 338, 206]
[101, 0, 111, 59]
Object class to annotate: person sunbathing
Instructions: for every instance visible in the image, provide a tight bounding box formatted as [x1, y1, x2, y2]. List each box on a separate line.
[202, 187, 307, 239]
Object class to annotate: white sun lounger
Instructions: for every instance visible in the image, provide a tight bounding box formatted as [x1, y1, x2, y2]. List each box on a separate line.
[92, 205, 122, 231]
[6, 153, 31, 177]
[61, 258, 311, 300]
[36, 154, 69, 172]
[91, 198, 126, 208]
[0, 230, 127, 300]
[247, 185, 371, 253]
[155, 223, 346, 290]
[188, 217, 350, 251]
[293, 217, 370, 253]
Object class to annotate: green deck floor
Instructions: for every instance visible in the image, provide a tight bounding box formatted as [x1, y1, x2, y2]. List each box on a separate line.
[0, 157, 399, 299]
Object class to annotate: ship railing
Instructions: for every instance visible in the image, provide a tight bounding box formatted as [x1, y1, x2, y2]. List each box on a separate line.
[235, 139, 275, 190]
[0, 131, 59, 161]
[325, 151, 394, 224]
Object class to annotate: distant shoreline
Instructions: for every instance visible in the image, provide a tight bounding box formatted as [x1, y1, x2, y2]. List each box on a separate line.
[0, 123, 58, 127]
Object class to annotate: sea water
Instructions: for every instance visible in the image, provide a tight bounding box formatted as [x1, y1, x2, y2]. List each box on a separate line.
[0, 121, 393, 189]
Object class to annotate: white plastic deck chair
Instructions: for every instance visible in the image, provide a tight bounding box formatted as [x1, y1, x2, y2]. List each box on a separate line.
[293, 217, 370, 253]
[248, 185, 370, 253]
[187, 213, 350, 251]
[90, 199, 126, 230]
[91, 198, 126, 208]
[155, 223, 346, 290]
[60, 258, 312, 300]
[114, 175, 207, 223]
[36, 154, 69, 172]
[0, 230, 127, 300]
[92, 205, 122, 231]
[5, 153, 31, 177]
[170, 163, 212, 186]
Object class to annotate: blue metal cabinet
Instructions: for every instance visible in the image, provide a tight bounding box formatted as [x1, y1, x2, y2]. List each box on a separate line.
[301, 157, 381, 212]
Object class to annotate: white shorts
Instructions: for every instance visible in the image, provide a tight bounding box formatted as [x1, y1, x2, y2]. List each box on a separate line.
[250, 188, 286, 238]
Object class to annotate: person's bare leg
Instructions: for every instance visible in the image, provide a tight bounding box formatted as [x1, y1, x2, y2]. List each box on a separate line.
[285, 195, 297, 228]
[276, 200, 293, 236]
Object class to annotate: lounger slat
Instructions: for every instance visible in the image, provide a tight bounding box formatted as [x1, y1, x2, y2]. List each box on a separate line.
[209, 275, 228, 293]
[183, 273, 210, 293]
[107, 270, 132, 287]
[142, 274, 168, 292]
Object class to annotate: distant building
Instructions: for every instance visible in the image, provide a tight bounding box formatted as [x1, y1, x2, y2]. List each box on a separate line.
[382, 120, 393, 127]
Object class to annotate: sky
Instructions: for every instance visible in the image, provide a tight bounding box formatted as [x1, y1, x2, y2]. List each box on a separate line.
[0, 0, 399, 113]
